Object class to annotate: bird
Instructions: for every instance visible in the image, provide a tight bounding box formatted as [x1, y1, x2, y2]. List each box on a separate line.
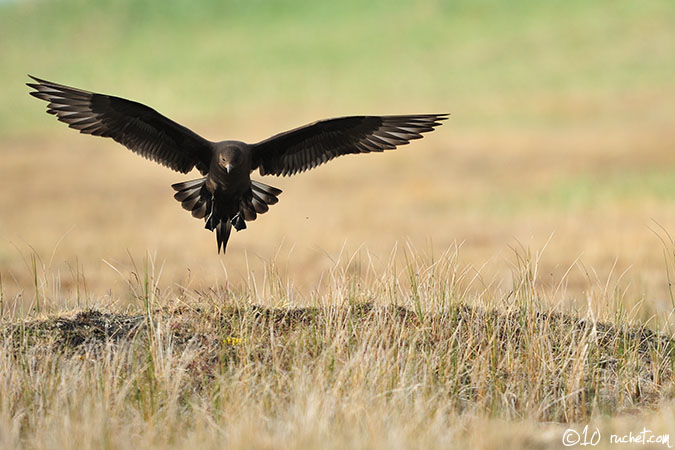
[27, 75, 448, 253]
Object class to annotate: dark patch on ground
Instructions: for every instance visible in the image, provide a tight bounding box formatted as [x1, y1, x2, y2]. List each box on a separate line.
[3, 309, 146, 349]
[2, 303, 673, 356]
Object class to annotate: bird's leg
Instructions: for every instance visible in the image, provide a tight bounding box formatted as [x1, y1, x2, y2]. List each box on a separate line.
[231, 213, 246, 231]
[205, 194, 217, 230]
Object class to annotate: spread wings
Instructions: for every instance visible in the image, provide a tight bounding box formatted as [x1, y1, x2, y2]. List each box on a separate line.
[27, 75, 213, 175]
[250, 114, 448, 176]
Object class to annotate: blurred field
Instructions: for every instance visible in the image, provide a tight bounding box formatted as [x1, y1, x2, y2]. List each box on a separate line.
[1, 0, 675, 448]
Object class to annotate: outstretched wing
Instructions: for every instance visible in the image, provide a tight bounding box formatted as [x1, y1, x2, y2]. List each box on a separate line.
[250, 114, 448, 176]
[27, 75, 213, 175]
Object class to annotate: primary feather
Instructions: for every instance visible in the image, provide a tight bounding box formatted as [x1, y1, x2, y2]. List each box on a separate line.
[251, 114, 448, 176]
[27, 75, 212, 174]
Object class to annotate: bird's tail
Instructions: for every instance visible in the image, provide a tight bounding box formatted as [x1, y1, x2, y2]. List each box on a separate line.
[171, 177, 210, 219]
[172, 177, 232, 253]
[239, 180, 283, 222]
[215, 221, 232, 254]
[171, 178, 282, 254]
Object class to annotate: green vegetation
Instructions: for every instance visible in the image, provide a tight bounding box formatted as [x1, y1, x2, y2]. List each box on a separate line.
[483, 169, 675, 216]
[2, 0, 674, 136]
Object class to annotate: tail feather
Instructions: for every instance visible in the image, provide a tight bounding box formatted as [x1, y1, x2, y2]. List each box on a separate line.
[215, 220, 232, 254]
[251, 180, 281, 204]
[240, 179, 281, 221]
[251, 193, 269, 214]
[171, 177, 282, 254]
[174, 187, 201, 204]
[251, 180, 282, 195]
[242, 197, 257, 221]
[192, 201, 208, 219]
[182, 194, 203, 211]
[172, 177, 211, 218]
[172, 178, 206, 192]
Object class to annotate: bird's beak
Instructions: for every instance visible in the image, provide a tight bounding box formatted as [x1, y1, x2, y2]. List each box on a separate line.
[225, 164, 233, 174]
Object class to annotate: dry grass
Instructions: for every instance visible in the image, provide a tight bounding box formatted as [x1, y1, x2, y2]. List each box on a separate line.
[2, 0, 675, 447]
[1, 251, 674, 450]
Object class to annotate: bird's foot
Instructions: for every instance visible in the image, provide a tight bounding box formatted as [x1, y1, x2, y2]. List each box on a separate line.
[231, 214, 246, 231]
[205, 214, 216, 231]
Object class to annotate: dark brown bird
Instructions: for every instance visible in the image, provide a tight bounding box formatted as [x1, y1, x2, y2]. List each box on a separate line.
[27, 75, 448, 253]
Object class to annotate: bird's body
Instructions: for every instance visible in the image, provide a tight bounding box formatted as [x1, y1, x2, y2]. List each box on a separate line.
[27, 75, 447, 253]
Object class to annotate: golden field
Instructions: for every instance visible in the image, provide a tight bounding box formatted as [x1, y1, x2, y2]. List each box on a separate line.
[1, 0, 675, 448]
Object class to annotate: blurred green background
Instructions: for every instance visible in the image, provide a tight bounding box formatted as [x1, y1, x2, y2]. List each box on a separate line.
[2, 0, 673, 137]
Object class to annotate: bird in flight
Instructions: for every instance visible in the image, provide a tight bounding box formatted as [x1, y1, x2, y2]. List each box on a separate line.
[27, 75, 448, 253]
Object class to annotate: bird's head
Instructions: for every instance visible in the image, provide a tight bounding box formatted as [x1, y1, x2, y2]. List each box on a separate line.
[217, 145, 244, 174]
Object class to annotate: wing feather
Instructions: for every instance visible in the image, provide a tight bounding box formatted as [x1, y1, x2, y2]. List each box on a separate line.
[27, 75, 213, 174]
[250, 114, 448, 176]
